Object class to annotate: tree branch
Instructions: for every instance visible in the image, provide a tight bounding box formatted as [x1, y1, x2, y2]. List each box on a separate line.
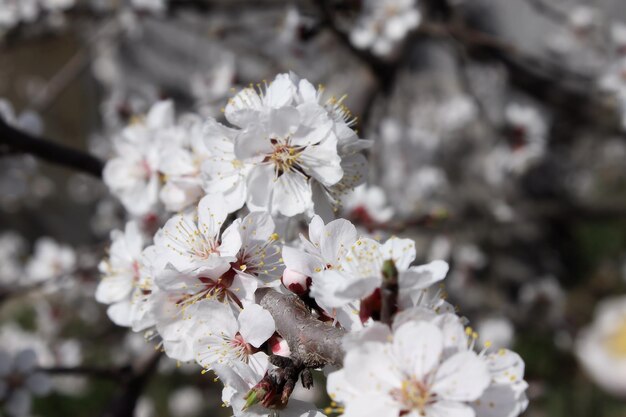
[0, 118, 105, 178]
[99, 352, 161, 417]
[39, 365, 132, 380]
[523, 0, 568, 24]
[257, 289, 346, 368]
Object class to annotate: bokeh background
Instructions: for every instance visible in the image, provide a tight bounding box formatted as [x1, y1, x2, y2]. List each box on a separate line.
[2, 0, 626, 416]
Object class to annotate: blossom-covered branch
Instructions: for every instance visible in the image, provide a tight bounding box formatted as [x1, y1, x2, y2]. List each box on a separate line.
[257, 289, 346, 367]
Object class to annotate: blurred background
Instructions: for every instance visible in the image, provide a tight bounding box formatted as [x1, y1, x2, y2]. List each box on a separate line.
[2, 0, 626, 416]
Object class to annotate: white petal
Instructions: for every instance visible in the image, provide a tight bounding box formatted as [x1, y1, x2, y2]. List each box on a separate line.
[95, 274, 134, 304]
[380, 237, 416, 270]
[224, 88, 263, 128]
[246, 164, 274, 212]
[472, 383, 528, 417]
[400, 261, 449, 307]
[320, 218, 358, 266]
[268, 106, 300, 138]
[307, 215, 325, 247]
[393, 321, 443, 380]
[197, 195, 229, 240]
[342, 395, 400, 417]
[432, 351, 490, 402]
[107, 301, 133, 328]
[300, 135, 343, 186]
[426, 400, 475, 417]
[342, 322, 392, 351]
[484, 349, 526, 386]
[335, 343, 401, 394]
[310, 269, 380, 309]
[146, 100, 174, 129]
[273, 172, 312, 217]
[220, 221, 243, 258]
[239, 211, 275, 245]
[265, 73, 296, 108]
[238, 304, 276, 348]
[282, 246, 323, 277]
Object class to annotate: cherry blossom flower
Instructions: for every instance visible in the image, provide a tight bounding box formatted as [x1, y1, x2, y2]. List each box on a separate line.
[24, 237, 76, 284]
[327, 320, 490, 417]
[233, 93, 342, 216]
[103, 100, 184, 216]
[350, 0, 421, 57]
[576, 295, 626, 396]
[0, 349, 51, 417]
[393, 310, 529, 417]
[194, 302, 275, 375]
[96, 221, 155, 330]
[200, 119, 252, 214]
[151, 261, 257, 361]
[203, 73, 370, 218]
[229, 211, 284, 287]
[473, 349, 529, 417]
[153, 195, 241, 276]
[158, 115, 211, 212]
[342, 184, 394, 225]
[282, 215, 358, 282]
[214, 363, 325, 417]
[310, 235, 448, 313]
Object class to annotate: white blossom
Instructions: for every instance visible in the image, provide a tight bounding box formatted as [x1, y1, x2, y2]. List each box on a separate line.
[0, 349, 51, 417]
[103, 100, 183, 216]
[25, 237, 76, 284]
[214, 363, 325, 417]
[194, 302, 274, 375]
[576, 295, 626, 397]
[203, 73, 370, 218]
[350, 0, 421, 56]
[153, 195, 241, 276]
[310, 235, 448, 313]
[341, 184, 394, 224]
[96, 221, 155, 330]
[327, 320, 490, 417]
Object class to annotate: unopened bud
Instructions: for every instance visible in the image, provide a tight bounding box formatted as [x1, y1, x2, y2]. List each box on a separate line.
[382, 259, 398, 283]
[281, 269, 311, 295]
[243, 386, 265, 411]
[269, 335, 291, 357]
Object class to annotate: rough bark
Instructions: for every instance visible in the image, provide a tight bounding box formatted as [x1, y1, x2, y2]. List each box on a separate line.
[257, 289, 346, 368]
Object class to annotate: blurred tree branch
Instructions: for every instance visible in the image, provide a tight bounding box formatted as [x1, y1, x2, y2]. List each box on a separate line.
[522, 0, 569, 24]
[39, 365, 132, 380]
[0, 118, 104, 178]
[100, 352, 161, 417]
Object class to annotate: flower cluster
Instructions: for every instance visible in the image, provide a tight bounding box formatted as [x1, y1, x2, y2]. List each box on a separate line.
[96, 73, 529, 417]
[103, 74, 371, 219]
[328, 316, 528, 417]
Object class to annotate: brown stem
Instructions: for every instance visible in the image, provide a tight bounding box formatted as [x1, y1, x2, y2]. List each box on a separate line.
[257, 289, 346, 368]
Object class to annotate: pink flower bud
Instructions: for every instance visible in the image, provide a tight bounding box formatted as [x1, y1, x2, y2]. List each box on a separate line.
[269, 335, 291, 357]
[281, 269, 311, 295]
